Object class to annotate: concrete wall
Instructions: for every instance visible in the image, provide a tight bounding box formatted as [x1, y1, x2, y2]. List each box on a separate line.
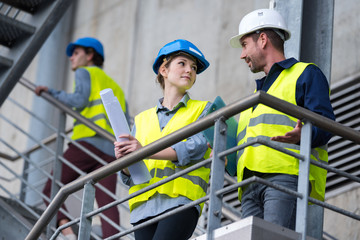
[66, 0, 268, 117]
[331, 0, 360, 82]
[1, 0, 360, 238]
[324, 186, 360, 239]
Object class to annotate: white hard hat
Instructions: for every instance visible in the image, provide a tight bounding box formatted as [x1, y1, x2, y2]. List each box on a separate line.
[230, 8, 291, 48]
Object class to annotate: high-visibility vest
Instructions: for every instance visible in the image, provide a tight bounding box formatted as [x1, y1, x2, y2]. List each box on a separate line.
[128, 99, 211, 212]
[71, 66, 126, 140]
[236, 62, 328, 201]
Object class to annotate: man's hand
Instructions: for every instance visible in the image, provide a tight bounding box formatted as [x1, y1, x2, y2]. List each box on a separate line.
[270, 119, 302, 144]
[35, 86, 49, 96]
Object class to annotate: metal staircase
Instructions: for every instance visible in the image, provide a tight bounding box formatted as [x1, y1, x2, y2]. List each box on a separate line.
[0, 0, 73, 107]
[0, 0, 74, 238]
[0, 196, 46, 239]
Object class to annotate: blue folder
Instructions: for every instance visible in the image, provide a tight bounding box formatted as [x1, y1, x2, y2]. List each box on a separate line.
[203, 96, 238, 176]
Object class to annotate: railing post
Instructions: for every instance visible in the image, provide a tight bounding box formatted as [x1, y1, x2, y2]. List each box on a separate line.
[78, 181, 96, 240]
[20, 153, 30, 202]
[47, 111, 66, 237]
[206, 117, 227, 240]
[296, 120, 312, 239]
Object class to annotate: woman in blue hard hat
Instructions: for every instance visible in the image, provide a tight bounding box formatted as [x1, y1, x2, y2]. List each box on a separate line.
[114, 39, 211, 240]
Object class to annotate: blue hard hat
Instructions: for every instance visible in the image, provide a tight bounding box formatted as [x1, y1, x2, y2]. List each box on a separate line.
[66, 37, 104, 59]
[152, 39, 210, 74]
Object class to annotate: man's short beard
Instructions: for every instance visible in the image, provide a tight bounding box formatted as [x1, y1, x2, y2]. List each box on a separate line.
[250, 67, 262, 73]
[249, 61, 262, 73]
[247, 56, 263, 73]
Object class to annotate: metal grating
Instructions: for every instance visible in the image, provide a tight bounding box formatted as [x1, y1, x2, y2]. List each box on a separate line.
[0, 55, 12, 71]
[200, 176, 241, 229]
[326, 73, 360, 194]
[0, 14, 35, 48]
[0, 0, 51, 13]
[0, 0, 74, 107]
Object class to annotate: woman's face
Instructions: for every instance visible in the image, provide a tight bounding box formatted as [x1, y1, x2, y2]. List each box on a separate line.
[161, 55, 197, 93]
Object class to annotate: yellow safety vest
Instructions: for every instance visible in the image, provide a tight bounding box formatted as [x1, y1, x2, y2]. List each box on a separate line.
[129, 99, 211, 212]
[236, 62, 328, 201]
[72, 66, 127, 140]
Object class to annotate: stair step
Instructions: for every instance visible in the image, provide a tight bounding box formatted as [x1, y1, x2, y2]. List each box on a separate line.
[0, 0, 52, 14]
[0, 197, 46, 239]
[0, 14, 35, 48]
[0, 196, 43, 223]
[0, 0, 74, 107]
[0, 55, 13, 70]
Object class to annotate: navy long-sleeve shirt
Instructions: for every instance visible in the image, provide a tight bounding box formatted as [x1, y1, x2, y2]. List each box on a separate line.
[255, 58, 335, 147]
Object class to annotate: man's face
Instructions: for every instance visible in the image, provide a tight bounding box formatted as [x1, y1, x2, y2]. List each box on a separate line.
[69, 47, 91, 71]
[239, 34, 264, 73]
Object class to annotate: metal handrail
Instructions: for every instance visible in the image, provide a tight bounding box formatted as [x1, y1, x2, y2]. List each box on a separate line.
[19, 77, 115, 143]
[17, 77, 129, 201]
[0, 127, 72, 161]
[26, 90, 360, 240]
[4, 77, 123, 237]
[1, 76, 116, 161]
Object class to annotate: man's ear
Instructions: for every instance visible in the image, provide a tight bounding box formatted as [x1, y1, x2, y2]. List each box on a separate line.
[258, 32, 268, 49]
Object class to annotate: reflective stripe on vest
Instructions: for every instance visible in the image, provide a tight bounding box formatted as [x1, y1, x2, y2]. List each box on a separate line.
[71, 66, 126, 140]
[128, 99, 211, 212]
[236, 62, 328, 201]
[148, 166, 208, 193]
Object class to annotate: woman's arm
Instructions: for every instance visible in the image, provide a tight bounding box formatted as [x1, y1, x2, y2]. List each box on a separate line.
[114, 134, 177, 161]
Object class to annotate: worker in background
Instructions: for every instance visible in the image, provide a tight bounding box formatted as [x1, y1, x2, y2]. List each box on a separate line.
[229, 9, 335, 230]
[114, 39, 211, 240]
[35, 37, 127, 239]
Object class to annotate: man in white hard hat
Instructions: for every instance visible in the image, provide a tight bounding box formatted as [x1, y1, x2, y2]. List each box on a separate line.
[230, 9, 335, 230]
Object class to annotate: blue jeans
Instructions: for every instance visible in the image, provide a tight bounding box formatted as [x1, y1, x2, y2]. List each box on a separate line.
[241, 174, 298, 230]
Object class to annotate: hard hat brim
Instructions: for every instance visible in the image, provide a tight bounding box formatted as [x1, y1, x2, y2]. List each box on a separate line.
[66, 43, 77, 57]
[229, 34, 242, 48]
[152, 50, 209, 75]
[152, 39, 210, 75]
[229, 26, 291, 48]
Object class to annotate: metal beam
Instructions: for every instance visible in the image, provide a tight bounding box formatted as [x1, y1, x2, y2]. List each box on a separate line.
[275, 0, 334, 82]
[300, 0, 334, 82]
[0, 0, 74, 107]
